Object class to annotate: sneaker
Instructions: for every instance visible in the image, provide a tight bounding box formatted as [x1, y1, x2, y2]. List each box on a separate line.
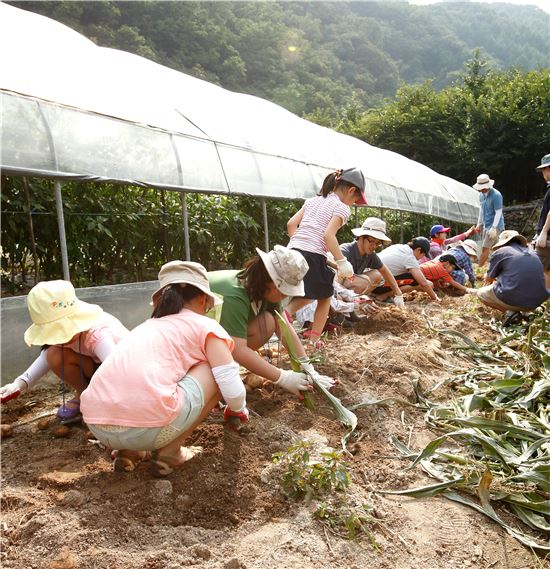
[503, 311, 524, 328]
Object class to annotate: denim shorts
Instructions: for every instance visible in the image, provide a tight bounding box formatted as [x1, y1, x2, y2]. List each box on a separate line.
[87, 374, 205, 451]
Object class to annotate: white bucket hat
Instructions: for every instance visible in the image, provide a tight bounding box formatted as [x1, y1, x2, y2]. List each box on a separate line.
[351, 217, 391, 243]
[151, 260, 223, 305]
[473, 173, 494, 191]
[256, 245, 308, 297]
[451, 239, 478, 259]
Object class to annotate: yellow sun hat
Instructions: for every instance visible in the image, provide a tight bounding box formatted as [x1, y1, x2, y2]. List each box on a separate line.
[24, 280, 103, 346]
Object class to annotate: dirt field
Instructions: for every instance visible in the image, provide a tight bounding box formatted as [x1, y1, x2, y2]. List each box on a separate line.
[0, 295, 545, 569]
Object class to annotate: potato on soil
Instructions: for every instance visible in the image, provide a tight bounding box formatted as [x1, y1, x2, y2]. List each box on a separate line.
[53, 425, 71, 438]
[1, 424, 14, 438]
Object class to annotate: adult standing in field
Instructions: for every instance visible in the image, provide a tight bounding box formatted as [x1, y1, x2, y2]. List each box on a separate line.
[477, 230, 549, 326]
[208, 245, 334, 396]
[371, 237, 441, 302]
[339, 217, 405, 308]
[284, 168, 368, 348]
[473, 173, 505, 267]
[532, 153, 550, 289]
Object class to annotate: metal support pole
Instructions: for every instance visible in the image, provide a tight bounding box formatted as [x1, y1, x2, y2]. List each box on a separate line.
[181, 192, 190, 261]
[261, 198, 269, 252]
[354, 205, 358, 227]
[417, 214, 421, 236]
[54, 181, 70, 280]
[399, 210, 404, 243]
[380, 207, 384, 220]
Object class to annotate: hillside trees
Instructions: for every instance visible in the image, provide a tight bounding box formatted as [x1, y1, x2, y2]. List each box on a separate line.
[352, 59, 550, 203]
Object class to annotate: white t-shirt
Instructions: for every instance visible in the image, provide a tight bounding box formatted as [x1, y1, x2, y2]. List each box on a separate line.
[378, 244, 419, 276]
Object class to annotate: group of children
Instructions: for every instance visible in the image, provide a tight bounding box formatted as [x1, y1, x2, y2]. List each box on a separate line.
[2, 163, 548, 476]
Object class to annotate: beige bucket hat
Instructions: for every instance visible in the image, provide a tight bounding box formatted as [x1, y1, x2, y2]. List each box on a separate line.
[492, 230, 528, 250]
[451, 239, 479, 258]
[351, 217, 391, 243]
[473, 173, 494, 191]
[256, 245, 309, 297]
[151, 260, 223, 305]
[24, 280, 103, 347]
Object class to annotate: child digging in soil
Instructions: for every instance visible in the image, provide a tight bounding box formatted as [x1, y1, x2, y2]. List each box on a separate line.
[208, 246, 335, 397]
[284, 167, 368, 349]
[81, 261, 249, 476]
[0, 280, 128, 424]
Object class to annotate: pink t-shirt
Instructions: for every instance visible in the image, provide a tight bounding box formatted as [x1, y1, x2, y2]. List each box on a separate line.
[287, 193, 351, 256]
[80, 308, 234, 428]
[64, 312, 129, 362]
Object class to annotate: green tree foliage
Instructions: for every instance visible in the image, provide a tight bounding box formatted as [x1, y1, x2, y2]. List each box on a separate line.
[354, 60, 550, 203]
[0, 176, 300, 291]
[8, 1, 549, 115]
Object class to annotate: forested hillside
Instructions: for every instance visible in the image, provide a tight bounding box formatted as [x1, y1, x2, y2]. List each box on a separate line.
[8, 1, 549, 115]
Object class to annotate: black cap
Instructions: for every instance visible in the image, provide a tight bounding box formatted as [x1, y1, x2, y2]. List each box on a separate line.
[439, 254, 458, 268]
[411, 236, 430, 255]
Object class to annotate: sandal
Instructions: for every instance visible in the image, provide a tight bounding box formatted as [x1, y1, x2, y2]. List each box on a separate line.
[111, 450, 152, 472]
[149, 446, 202, 478]
[57, 398, 82, 425]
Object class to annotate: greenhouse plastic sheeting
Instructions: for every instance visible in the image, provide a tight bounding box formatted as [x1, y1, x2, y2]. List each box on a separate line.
[0, 3, 479, 222]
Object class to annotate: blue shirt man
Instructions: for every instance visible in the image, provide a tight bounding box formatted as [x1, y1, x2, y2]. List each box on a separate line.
[473, 173, 505, 267]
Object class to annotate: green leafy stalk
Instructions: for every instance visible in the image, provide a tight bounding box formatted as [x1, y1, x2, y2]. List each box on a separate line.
[275, 311, 357, 447]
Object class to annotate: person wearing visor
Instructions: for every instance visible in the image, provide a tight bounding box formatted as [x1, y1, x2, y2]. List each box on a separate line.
[339, 217, 404, 309]
[285, 167, 368, 348]
[209, 246, 335, 396]
[81, 261, 247, 476]
[473, 173, 505, 267]
[428, 223, 476, 260]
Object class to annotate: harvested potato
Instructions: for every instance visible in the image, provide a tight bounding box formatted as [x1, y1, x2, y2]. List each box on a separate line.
[37, 418, 51, 430]
[53, 425, 71, 438]
[1, 424, 13, 438]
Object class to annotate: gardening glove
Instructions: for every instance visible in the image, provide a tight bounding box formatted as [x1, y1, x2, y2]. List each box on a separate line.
[1, 377, 28, 404]
[393, 295, 405, 309]
[223, 405, 249, 425]
[361, 300, 379, 314]
[335, 258, 354, 279]
[464, 288, 478, 295]
[275, 369, 311, 396]
[488, 227, 498, 240]
[536, 232, 548, 248]
[298, 358, 336, 391]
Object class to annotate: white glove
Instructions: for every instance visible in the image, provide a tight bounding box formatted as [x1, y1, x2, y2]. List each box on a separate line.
[465, 288, 478, 295]
[536, 232, 548, 248]
[393, 295, 405, 309]
[488, 227, 498, 240]
[275, 369, 311, 396]
[299, 360, 335, 391]
[1, 377, 28, 403]
[336, 258, 354, 279]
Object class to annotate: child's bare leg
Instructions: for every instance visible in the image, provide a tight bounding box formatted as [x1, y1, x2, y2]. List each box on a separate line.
[46, 346, 95, 398]
[310, 297, 331, 337]
[156, 363, 221, 464]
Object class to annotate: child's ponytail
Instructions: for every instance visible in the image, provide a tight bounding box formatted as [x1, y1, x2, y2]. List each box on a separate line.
[318, 169, 344, 197]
